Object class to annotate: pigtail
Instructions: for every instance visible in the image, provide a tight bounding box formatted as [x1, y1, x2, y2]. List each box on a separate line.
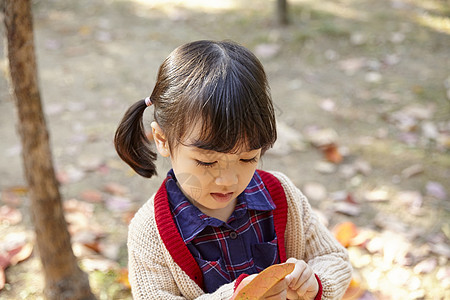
[114, 99, 157, 178]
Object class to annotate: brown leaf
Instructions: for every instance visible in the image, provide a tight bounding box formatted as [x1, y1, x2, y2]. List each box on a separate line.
[80, 190, 103, 203]
[3, 186, 28, 196]
[321, 143, 343, 164]
[333, 222, 358, 248]
[103, 182, 129, 196]
[342, 277, 366, 300]
[232, 263, 295, 299]
[118, 268, 131, 289]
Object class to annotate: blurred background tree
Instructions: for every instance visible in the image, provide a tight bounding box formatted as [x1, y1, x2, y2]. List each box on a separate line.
[4, 0, 96, 299]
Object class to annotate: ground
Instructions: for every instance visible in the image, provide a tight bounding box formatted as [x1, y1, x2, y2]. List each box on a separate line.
[0, 0, 449, 299]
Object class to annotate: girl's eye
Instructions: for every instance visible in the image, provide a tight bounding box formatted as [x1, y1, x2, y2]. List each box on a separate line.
[240, 157, 258, 164]
[195, 160, 217, 168]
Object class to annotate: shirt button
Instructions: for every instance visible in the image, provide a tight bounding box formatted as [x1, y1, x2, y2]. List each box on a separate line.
[229, 231, 238, 239]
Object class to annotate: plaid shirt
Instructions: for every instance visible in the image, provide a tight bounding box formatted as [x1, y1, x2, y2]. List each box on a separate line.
[166, 169, 279, 293]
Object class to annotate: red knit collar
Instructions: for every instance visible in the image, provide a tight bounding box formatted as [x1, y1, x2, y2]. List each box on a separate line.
[154, 169, 288, 290]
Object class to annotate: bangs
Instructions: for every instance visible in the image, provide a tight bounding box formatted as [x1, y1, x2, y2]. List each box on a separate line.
[181, 56, 276, 153]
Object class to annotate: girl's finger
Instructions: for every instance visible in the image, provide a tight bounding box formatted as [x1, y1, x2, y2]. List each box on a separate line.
[296, 273, 318, 297]
[292, 264, 313, 291]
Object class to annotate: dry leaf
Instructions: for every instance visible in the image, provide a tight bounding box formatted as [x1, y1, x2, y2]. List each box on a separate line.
[0, 267, 4, 290]
[333, 222, 358, 248]
[80, 190, 103, 203]
[334, 202, 361, 216]
[342, 278, 366, 300]
[118, 268, 131, 289]
[302, 182, 327, 202]
[0, 205, 22, 225]
[321, 143, 343, 164]
[232, 263, 295, 300]
[8, 243, 33, 266]
[104, 182, 129, 196]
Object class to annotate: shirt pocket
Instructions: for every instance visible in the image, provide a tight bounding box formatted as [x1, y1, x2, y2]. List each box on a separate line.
[251, 236, 279, 272]
[194, 256, 230, 293]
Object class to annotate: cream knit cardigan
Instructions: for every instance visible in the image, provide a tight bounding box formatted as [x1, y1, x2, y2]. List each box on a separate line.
[128, 171, 352, 299]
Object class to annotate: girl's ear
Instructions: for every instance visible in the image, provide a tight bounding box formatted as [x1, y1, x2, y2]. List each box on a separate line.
[151, 122, 170, 157]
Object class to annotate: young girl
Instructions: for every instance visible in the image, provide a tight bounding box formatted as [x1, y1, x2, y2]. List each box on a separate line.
[115, 40, 352, 299]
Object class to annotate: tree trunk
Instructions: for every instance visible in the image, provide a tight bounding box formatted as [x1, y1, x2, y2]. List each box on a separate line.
[276, 0, 289, 25]
[4, 1, 96, 299]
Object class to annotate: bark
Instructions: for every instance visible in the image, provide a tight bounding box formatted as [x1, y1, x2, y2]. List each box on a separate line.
[277, 0, 289, 25]
[4, 1, 96, 299]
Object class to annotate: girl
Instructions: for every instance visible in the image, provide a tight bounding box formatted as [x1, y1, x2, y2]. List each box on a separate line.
[115, 40, 352, 299]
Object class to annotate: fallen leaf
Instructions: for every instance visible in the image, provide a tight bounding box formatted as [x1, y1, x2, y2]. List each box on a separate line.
[232, 263, 295, 300]
[302, 182, 327, 202]
[253, 43, 281, 59]
[314, 161, 337, 174]
[364, 188, 390, 202]
[333, 222, 358, 248]
[80, 190, 103, 203]
[105, 196, 133, 212]
[118, 268, 131, 289]
[342, 277, 366, 300]
[338, 57, 366, 75]
[0, 205, 22, 225]
[104, 182, 129, 196]
[401, 164, 424, 178]
[0, 267, 4, 290]
[413, 258, 437, 274]
[8, 243, 33, 266]
[321, 143, 343, 164]
[334, 202, 361, 216]
[320, 99, 336, 112]
[353, 160, 372, 176]
[0, 190, 22, 207]
[425, 181, 447, 200]
[80, 256, 119, 272]
[3, 186, 28, 196]
[304, 127, 339, 147]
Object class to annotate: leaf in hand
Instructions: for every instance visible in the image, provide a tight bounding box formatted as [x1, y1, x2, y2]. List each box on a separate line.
[232, 263, 295, 300]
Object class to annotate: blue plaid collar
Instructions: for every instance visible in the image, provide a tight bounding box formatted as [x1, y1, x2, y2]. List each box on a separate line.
[166, 169, 276, 243]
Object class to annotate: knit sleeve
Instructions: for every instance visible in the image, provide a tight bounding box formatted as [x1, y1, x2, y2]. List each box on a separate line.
[128, 199, 186, 299]
[271, 171, 353, 300]
[128, 198, 236, 300]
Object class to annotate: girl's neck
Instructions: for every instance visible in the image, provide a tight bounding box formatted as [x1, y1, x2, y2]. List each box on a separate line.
[199, 198, 237, 223]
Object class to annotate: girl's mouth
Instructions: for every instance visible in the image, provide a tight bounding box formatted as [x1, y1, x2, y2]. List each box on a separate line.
[210, 192, 234, 203]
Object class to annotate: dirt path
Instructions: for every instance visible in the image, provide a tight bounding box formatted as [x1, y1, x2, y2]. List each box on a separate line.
[1, 0, 449, 299]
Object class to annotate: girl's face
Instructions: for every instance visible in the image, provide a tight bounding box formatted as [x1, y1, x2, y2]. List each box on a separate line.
[152, 122, 261, 222]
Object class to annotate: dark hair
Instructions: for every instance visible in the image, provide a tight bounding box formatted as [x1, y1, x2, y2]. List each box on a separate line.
[114, 40, 277, 178]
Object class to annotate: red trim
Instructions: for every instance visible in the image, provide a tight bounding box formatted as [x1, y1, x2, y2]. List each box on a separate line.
[314, 274, 323, 300]
[256, 170, 288, 262]
[154, 179, 204, 288]
[234, 273, 249, 291]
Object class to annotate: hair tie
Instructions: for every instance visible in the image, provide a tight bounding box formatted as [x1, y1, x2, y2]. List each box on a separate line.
[144, 96, 152, 107]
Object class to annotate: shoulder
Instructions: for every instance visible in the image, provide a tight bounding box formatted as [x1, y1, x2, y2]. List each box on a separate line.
[128, 196, 160, 254]
[259, 170, 304, 200]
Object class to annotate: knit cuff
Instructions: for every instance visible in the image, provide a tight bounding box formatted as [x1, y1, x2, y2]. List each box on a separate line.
[314, 274, 323, 300]
[234, 273, 250, 291]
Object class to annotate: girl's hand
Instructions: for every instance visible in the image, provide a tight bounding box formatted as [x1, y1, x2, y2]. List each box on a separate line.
[284, 258, 319, 300]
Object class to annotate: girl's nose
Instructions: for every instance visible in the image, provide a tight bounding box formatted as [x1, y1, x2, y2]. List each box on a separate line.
[215, 169, 238, 186]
